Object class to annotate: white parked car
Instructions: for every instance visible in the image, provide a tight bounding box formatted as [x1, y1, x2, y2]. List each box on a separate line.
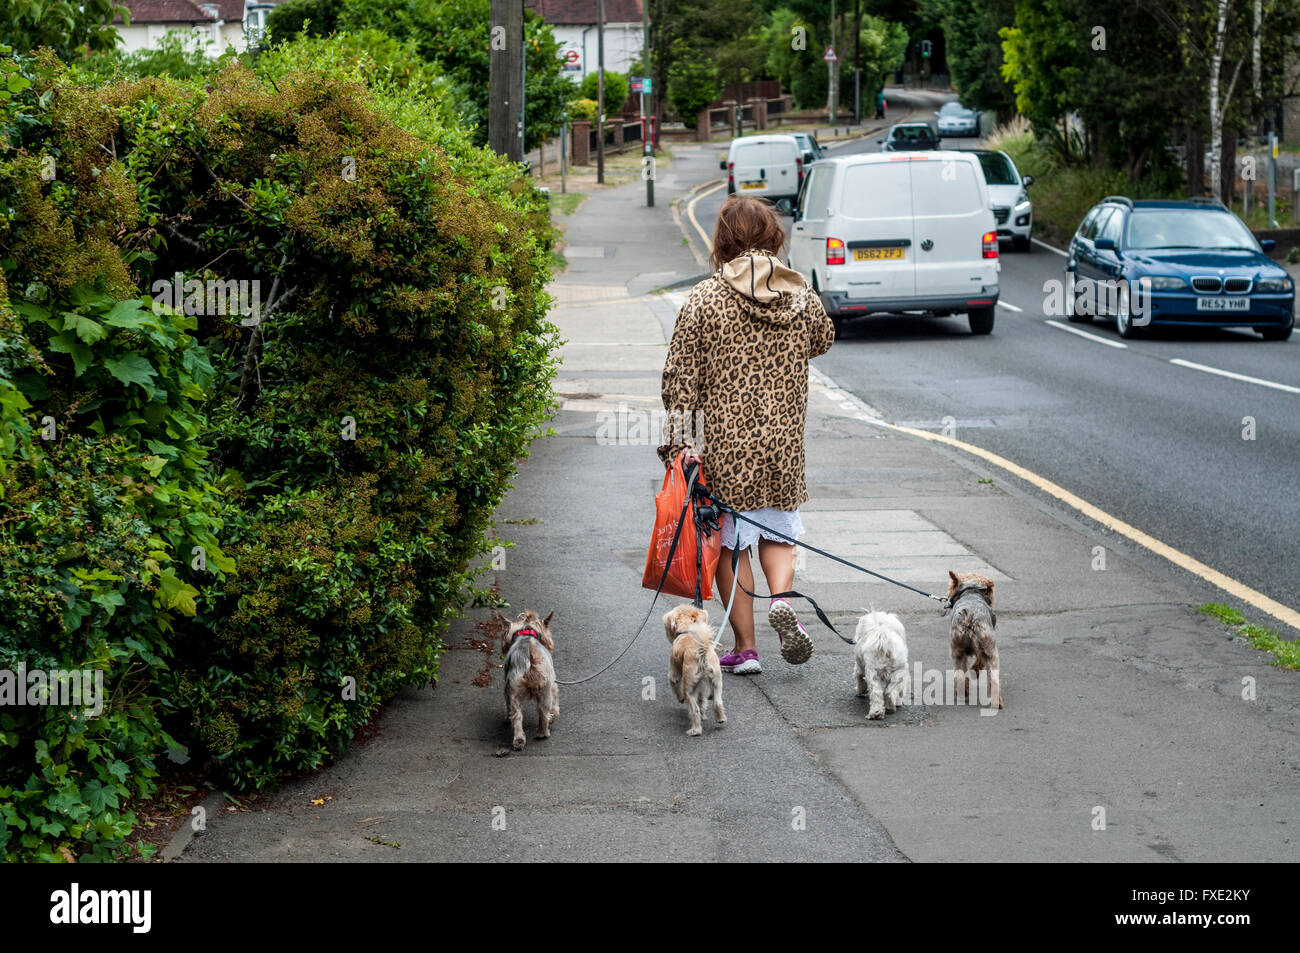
[966, 149, 1034, 251]
[786, 151, 1001, 334]
[720, 134, 804, 202]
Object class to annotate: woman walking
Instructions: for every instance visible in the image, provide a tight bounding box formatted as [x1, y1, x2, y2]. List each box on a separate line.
[658, 195, 835, 674]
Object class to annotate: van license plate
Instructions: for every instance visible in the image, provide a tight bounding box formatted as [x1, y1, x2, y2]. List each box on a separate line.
[741, 181, 765, 190]
[1196, 297, 1249, 311]
[854, 248, 904, 261]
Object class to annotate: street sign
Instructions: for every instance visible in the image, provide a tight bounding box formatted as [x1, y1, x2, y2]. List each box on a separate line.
[630, 78, 642, 93]
[824, 46, 837, 62]
[642, 76, 651, 94]
[560, 47, 581, 72]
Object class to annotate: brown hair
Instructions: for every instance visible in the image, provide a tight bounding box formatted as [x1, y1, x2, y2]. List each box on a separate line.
[710, 195, 787, 270]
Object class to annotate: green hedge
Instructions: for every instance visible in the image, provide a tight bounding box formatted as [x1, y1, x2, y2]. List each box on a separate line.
[0, 45, 557, 860]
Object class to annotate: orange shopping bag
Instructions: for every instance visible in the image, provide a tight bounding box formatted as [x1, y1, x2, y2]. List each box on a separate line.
[642, 456, 721, 601]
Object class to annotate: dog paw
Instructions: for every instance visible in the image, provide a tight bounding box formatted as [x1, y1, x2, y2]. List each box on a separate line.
[512, 736, 525, 750]
[686, 726, 703, 736]
[868, 708, 884, 720]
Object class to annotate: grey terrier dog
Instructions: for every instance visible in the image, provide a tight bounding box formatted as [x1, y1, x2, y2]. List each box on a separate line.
[946, 571, 1003, 709]
[502, 610, 558, 750]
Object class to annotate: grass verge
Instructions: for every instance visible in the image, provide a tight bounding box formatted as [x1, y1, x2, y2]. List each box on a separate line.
[1197, 603, 1299, 669]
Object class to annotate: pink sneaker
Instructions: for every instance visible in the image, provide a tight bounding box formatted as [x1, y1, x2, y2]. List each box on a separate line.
[718, 650, 745, 672]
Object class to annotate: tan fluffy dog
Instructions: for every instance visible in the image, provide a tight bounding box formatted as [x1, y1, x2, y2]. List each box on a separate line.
[502, 610, 558, 750]
[946, 571, 1003, 709]
[662, 604, 726, 736]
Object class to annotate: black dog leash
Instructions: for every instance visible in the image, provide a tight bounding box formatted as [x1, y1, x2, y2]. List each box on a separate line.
[555, 465, 701, 685]
[690, 483, 950, 645]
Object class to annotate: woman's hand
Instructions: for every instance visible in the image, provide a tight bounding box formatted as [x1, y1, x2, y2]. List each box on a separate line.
[678, 448, 703, 471]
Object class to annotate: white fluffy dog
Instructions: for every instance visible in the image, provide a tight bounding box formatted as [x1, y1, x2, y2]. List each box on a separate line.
[853, 611, 909, 720]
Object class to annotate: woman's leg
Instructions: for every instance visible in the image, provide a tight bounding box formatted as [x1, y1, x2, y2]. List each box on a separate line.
[758, 538, 795, 596]
[715, 546, 756, 654]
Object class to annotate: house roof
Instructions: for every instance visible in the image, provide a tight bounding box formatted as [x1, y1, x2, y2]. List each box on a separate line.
[525, 0, 644, 25]
[117, 0, 250, 24]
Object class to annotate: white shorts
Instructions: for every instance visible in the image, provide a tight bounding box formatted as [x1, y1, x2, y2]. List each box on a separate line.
[720, 507, 804, 552]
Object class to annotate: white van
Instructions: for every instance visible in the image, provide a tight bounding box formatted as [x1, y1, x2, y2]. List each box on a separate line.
[721, 135, 803, 202]
[787, 151, 1001, 334]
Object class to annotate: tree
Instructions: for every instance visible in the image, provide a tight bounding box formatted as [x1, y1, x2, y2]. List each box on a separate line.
[667, 50, 721, 121]
[580, 70, 630, 113]
[5, 0, 126, 58]
[923, 0, 1015, 118]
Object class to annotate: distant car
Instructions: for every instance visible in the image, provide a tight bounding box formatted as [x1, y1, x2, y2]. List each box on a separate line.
[879, 122, 939, 152]
[965, 149, 1034, 251]
[792, 131, 823, 166]
[1065, 196, 1293, 340]
[720, 134, 803, 201]
[935, 102, 980, 138]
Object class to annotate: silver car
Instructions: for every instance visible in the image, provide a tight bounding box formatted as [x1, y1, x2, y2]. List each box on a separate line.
[935, 102, 980, 138]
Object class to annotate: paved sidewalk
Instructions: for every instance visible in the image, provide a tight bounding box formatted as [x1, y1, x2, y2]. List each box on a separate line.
[180, 156, 1297, 864]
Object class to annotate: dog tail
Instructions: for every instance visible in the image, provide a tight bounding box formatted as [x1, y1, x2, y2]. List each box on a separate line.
[530, 642, 544, 669]
[695, 633, 711, 668]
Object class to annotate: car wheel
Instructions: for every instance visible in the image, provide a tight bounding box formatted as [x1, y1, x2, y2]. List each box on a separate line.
[1257, 315, 1293, 341]
[1065, 269, 1091, 323]
[1013, 235, 1031, 253]
[1115, 281, 1140, 338]
[969, 307, 995, 335]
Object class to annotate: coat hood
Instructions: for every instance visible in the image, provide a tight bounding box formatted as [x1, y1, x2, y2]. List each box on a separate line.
[718, 248, 810, 324]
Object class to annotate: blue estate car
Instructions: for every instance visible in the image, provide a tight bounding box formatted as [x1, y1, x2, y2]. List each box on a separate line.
[1064, 196, 1294, 340]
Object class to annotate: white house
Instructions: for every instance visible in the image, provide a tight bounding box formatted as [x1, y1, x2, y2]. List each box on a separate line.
[525, 0, 645, 84]
[115, 0, 283, 57]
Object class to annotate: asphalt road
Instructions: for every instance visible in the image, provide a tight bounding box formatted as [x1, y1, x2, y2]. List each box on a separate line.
[689, 89, 1300, 625]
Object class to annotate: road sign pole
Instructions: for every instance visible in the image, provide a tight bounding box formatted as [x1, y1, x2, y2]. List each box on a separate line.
[1269, 131, 1277, 227]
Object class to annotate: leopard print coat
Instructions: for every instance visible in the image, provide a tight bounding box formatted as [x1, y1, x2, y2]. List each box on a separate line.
[657, 248, 835, 512]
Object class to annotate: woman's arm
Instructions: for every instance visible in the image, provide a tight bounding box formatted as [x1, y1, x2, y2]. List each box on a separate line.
[807, 290, 835, 357]
[657, 295, 704, 468]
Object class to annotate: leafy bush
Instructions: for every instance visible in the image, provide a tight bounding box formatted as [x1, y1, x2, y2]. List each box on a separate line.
[668, 55, 721, 122]
[579, 71, 630, 112]
[0, 42, 557, 858]
[567, 98, 598, 123]
[74, 29, 226, 83]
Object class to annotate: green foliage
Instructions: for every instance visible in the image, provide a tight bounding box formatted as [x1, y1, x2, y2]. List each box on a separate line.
[266, 0, 345, 43]
[668, 55, 721, 122]
[4, 0, 126, 59]
[0, 43, 557, 858]
[75, 30, 226, 84]
[1198, 605, 1300, 669]
[922, 0, 1015, 116]
[567, 98, 598, 123]
[579, 71, 630, 112]
[331, 0, 571, 151]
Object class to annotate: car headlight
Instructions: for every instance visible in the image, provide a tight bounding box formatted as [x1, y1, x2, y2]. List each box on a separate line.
[1144, 276, 1188, 291]
[1015, 193, 1030, 207]
[1254, 276, 1293, 292]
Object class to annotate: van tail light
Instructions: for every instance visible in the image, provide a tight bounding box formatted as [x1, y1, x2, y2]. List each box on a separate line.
[826, 237, 846, 266]
[796, 156, 803, 186]
[728, 161, 734, 189]
[982, 231, 998, 259]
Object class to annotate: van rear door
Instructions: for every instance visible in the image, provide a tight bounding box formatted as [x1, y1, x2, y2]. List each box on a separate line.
[834, 160, 916, 299]
[909, 155, 998, 297]
[732, 139, 798, 198]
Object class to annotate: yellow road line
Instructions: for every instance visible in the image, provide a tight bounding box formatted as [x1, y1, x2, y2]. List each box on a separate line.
[686, 181, 725, 252]
[859, 416, 1300, 632]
